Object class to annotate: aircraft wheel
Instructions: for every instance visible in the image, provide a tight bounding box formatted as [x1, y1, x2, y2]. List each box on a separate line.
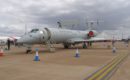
[64, 44, 70, 48]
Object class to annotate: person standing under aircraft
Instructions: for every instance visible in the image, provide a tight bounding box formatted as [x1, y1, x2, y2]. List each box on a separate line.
[7, 38, 11, 50]
[83, 42, 87, 48]
[26, 47, 32, 54]
[112, 46, 116, 53]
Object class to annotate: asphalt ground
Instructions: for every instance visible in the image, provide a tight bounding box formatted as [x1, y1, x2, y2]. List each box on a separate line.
[0, 42, 129, 80]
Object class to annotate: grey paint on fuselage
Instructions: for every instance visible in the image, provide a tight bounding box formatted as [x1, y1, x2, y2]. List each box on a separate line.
[46, 28, 87, 43]
[17, 27, 96, 45]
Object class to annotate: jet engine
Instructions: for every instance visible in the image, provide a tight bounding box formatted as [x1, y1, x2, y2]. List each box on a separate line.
[87, 30, 98, 38]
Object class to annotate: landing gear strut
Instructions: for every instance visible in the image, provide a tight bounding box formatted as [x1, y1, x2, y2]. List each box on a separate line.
[64, 44, 71, 48]
[26, 47, 32, 54]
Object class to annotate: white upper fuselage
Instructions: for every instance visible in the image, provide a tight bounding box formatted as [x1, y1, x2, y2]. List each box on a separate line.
[17, 27, 97, 44]
[44, 28, 87, 43]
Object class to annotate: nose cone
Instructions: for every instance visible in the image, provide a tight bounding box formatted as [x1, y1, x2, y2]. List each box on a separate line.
[17, 29, 45, 44]
[17, 32, 43, 44]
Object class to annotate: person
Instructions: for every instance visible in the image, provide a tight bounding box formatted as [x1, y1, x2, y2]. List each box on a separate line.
[83, 42, 87, 48]
[7, 38, 10, 50]
[112, 46, 116, 53]
[90, 42, 92, 46]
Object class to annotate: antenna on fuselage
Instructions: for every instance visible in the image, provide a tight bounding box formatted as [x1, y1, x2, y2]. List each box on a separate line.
[57, 21, 62, 28]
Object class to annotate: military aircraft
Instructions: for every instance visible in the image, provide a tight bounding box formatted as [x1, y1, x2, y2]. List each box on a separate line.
[17, 27, 98, 52]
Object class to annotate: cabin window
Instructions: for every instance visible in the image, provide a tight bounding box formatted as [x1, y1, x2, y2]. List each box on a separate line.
[30, 29, 39, 33]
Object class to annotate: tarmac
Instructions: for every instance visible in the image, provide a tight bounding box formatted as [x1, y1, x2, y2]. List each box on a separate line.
[0, 42, 129, 80]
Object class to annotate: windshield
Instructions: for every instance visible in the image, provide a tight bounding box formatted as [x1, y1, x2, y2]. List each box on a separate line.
[30, 29, 39, 33]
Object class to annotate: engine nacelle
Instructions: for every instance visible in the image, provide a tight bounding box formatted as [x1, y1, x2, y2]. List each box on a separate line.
[87, 30, 98, 38]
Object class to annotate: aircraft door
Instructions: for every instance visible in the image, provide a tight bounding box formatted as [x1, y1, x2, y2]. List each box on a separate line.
[39, 30, 47, 43]
[44, 28, 51, 41]
[40, 28, 52, 43]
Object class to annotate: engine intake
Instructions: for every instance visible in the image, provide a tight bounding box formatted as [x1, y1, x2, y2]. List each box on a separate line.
[87, 30, 98, 38]
[88, 31, 94, 37]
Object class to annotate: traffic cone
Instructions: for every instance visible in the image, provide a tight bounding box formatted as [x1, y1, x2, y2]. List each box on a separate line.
[0, 48, 4, 56]
[75, 48, 80, 58]
[34, 48, 40, 61]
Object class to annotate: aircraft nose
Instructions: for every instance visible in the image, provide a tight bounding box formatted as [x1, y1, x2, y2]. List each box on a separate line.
[17, 30, 44, 44]
[17, 33, 41, 44]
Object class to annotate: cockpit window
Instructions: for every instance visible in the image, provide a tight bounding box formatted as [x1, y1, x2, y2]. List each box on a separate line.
[30, 29, 39, 33]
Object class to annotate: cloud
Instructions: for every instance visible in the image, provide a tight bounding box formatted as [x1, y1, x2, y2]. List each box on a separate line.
[0, 0, 130, 37]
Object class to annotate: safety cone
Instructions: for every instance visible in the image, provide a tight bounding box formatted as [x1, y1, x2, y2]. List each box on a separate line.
[0, 48, 4, 56]
[34, 48, 40, 61]
[75, 48, 80, 58]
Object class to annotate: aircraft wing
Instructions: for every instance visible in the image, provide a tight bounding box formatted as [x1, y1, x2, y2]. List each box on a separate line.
[66, 38, 88, 43]
[66, 37, 112, 44]
[66, 32, 119, 43]
[87, 37, 112, 42]
[87, 32, 115, 42]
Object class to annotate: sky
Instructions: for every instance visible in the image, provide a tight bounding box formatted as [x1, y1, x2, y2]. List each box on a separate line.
[0, 0, 130, 38]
